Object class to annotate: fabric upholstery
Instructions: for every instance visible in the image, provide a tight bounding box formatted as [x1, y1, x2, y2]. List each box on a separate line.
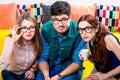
[70, 4, 97, 21]
[17, 3, 44, 27]
[0, 3, 17, 29]
[42, 5, 51, 23]
[97, 4, 120, 32]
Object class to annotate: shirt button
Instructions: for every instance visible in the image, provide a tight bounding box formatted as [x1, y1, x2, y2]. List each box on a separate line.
[62, 66, 65, 69]
[61, 48, 64, 49]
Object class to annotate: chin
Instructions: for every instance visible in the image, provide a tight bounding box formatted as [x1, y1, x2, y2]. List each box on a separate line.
[84, 39, 89, 42]
[59, 30, 66, 34]
[24, 37, 33, 41]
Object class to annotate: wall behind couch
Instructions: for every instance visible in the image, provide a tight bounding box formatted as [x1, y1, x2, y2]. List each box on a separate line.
[0, 0, 120, 6]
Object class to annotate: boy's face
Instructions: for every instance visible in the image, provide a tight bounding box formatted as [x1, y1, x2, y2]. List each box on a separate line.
[51, 14, 70, 35]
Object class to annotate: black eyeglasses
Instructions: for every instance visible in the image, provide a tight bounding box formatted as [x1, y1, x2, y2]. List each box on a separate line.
[52, 17, 69, 24]
[21, 25, 36, 32]
[78, 26, 94, 34]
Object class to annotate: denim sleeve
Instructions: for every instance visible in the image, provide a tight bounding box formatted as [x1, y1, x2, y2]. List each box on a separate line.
[72, 39, 88, 66]
[38, 33, 49, 63]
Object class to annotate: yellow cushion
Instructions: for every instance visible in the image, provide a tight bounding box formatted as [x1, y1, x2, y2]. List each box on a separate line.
[82, 60, 94, 79]
[0, 69, 2, 80]
[112, 32, 120, 41]
[0, 29, 10, 80]
[0, 29, 10, 55]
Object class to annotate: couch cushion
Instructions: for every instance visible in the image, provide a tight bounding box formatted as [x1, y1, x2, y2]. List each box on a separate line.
[17, 3, 44, 27]
[70, 4, 97, 21]
[96, 4, 120, 32]
[42, 5, 51, 23]
[0, 29, 10, 55]
[0, 3, 17, 29]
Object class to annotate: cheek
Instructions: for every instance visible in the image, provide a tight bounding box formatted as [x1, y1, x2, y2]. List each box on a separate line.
[88, 33, 95, 40]
[31, 32, 35, 37]
[53, 24, 58, 30]
[22, 33, 25, 37]
[22, 32, 35, 39]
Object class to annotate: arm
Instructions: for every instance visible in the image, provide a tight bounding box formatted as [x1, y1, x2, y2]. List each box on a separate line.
[58, 39, 88, 78]
[0, 25, 23, 69]
[104, 35, 120, 78]
[25, 59, 38, 79]
[0, 37, 14, 69]
[39, 62, 50, 78]
[90, 35, 120, 80]
[30, 59, 38, 72]
[105, 35, 120, 60]
[38, 33, 50, 79]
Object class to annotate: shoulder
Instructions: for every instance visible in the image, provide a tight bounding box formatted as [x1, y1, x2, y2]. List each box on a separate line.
[42, 20, 53, 29]
[70, 20, 78, 27]
[5, 36, 12, 42]
[3, 36, 12, 48]
[41, 20, 54, 32]
[104, 34, 118, 43]
[104, 34, 119, 50]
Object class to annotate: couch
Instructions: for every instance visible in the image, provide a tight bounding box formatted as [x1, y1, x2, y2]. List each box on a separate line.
[0, 2, 120, 80]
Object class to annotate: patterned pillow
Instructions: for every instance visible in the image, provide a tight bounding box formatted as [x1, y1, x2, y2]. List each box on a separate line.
[0, 3, 17, 29]
[70, 4, 97, 22]
[96, 4, 120, 32]
[17, 3, 44, 27]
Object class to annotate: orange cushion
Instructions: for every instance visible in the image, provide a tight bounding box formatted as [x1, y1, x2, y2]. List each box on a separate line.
[70, 4, 97, 21]
[0, 3, 17, 29]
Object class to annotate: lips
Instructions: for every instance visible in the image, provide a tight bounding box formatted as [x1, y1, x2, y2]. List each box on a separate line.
[83, 36, 88, 39]
[59, 26, 65, 30]
[26, 34, 32, 37]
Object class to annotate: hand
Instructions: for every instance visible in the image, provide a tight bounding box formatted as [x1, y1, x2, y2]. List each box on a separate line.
[10, 24, 23, 42]
[25, 69, 35, 79]
[89, 72, 109, 80]
[51, 75, 60, 80]
[44, 76, 51, 80]
[78, 53, 84, 61]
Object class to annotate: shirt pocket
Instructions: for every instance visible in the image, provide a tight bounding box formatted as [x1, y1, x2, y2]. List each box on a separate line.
[60, 44, 73, 59]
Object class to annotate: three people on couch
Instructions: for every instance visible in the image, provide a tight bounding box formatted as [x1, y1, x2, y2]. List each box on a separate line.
[1, 1, 120, 80]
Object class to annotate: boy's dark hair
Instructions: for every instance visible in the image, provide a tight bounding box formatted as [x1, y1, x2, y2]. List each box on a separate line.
[50, 1, 71, 16]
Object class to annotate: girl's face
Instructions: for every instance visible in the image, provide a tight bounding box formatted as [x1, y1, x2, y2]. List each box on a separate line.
[20, 19, 36, 41]
[78, 21, 98, 42]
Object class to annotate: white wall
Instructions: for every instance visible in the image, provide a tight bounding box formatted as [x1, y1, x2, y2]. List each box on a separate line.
[0, 0, 120, 6]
